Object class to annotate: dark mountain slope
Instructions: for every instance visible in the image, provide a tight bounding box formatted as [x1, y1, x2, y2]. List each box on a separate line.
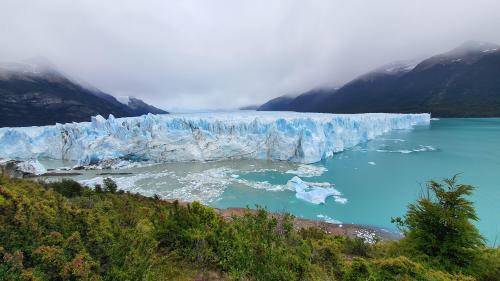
[0, 59, 167, 127]
[316, 44, 500, 117]
[257, 95, 294, 111]
[119, 96, 168, 116]
[258, 41, 500, 117]
[257, 88, 337, 112]
[286, 88, 337, 112]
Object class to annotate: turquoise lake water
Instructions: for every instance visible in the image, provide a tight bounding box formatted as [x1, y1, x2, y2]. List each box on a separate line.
[42, 118, 500, 244]
[211, 118, 500, 244]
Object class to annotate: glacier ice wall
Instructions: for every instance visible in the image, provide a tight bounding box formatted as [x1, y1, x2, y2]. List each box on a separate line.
[0, 112, 430, 165]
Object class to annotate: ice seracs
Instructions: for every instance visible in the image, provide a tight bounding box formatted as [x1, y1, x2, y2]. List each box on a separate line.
[0, 112, 430, 166]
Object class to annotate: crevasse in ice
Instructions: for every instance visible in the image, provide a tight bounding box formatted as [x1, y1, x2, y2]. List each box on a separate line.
[0, 112, 430, 165]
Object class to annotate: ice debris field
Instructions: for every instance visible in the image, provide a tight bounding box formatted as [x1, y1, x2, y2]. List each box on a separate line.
[0, 112, 430, 166]
[75, 164, 347, 205]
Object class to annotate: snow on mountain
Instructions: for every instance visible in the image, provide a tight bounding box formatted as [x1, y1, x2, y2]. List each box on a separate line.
[116, 96, 131, 105]
[0, 112, 430, 166]
[0, 57, 168, 127]
[413, 40, 500, 72]
[447, 40, 499, 57]
[0, 56, 64, 81]
[379, 60, 419, 74]
[354, 59, 421, 82]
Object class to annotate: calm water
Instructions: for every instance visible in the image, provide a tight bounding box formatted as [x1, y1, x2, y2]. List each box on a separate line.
[43, 118, 500, 244]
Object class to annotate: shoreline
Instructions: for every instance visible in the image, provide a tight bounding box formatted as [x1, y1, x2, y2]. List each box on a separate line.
[166, 199, 403, 243]
[2, 158, 402, 243]
[214, 207, 402, 243]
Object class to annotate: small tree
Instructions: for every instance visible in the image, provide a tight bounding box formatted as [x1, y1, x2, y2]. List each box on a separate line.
[48, 179, 83, 198]
[103, 178, 118, 193]
[392, 175, 484, 270]
[94, 184, 103, 193]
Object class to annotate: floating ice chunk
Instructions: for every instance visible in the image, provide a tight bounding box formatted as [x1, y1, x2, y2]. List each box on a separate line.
[317, 214, 342, 224]
[354, 229, 378, 244]
[376, 145, 437, 154]
[17, 159, 47, 175]
[79, 174, 148, 191]
[380, 138, 406, 142]
[334, 197, 348, 204]
[368, 162, 376, 165]
[286, 176, 346, 205]
[413, 145, 437, 152]
[0, 158, 47, 176]
[286, 164, 327, 177]
[0, 112, 430, 166]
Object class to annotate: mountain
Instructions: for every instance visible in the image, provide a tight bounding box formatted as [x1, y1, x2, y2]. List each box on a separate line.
[0, 57, 167, 127]
[257, 96, 294, 111]
[258, 88, 338, 112]
[258, 41, 500, 117]
[116, 96, 167, 115]
[238, 105, 260, 110]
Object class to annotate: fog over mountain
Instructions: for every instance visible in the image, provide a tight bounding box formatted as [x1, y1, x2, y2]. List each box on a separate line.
[1, 0, 499, 110]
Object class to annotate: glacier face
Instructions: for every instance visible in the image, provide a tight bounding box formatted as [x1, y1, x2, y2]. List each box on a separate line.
[0, 112, 430, 165]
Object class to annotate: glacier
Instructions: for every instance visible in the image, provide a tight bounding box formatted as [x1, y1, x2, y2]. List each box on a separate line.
[0, 112, 430, 166]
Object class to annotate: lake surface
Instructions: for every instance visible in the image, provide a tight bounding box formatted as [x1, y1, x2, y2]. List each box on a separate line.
[42, 118, 500, 244]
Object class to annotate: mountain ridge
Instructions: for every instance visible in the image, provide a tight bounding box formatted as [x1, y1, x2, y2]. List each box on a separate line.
[258, 41, 500, 117]
[0, 57, 167, 127]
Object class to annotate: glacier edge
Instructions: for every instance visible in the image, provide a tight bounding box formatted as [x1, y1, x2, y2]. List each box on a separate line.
[0, 112, 430, 166]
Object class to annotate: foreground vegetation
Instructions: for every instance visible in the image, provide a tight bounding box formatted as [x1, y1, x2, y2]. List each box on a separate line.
[0, 175, 499, 280]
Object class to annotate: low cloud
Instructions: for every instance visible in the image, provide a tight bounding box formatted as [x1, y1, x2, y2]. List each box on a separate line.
[1, 0, 499, 110]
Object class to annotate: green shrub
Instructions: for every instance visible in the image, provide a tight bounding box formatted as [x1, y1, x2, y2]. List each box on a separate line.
[343, 257, 373, 281]
[45, 178, 83, 197]
[344, 237, 372, 257]
[94, 183, 103, 193]
[392, 175, 485, 272]
[103, 177, 118, 193]
[0, 175, 493, 281]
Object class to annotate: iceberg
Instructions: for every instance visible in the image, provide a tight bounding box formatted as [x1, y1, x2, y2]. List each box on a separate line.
[0, 112, 430, 166]
[286, 176, 346, 205]
[286, 164, 328, 177]
[17, 159, 47, 175]
[0, 158, 47, 177]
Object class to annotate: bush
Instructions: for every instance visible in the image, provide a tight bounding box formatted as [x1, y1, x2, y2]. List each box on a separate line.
[94, 183, 102, 193]
[392, 175, 485, 272]
[103, 177, 118, 193]
[344, 237, 372, 257]
[371, 256, 475, 281]
[0, 175, 494, 281]
[46, 179, 83, 198]
[343, 257, 372, 281]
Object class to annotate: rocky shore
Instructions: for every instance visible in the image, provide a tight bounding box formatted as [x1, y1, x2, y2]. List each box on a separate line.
[215, 207, 402, 243]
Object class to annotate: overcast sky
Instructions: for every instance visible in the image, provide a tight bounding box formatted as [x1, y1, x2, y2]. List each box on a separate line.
[1, 0, 500, 110]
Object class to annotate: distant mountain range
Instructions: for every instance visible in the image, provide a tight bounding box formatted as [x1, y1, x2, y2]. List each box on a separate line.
[0, 57, 167, 127]
[258, 41, 500, 117]
[238, 104, 260, 110]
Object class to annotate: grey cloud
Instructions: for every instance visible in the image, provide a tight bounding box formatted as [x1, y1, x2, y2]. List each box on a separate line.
[1, 0, 499, 110]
